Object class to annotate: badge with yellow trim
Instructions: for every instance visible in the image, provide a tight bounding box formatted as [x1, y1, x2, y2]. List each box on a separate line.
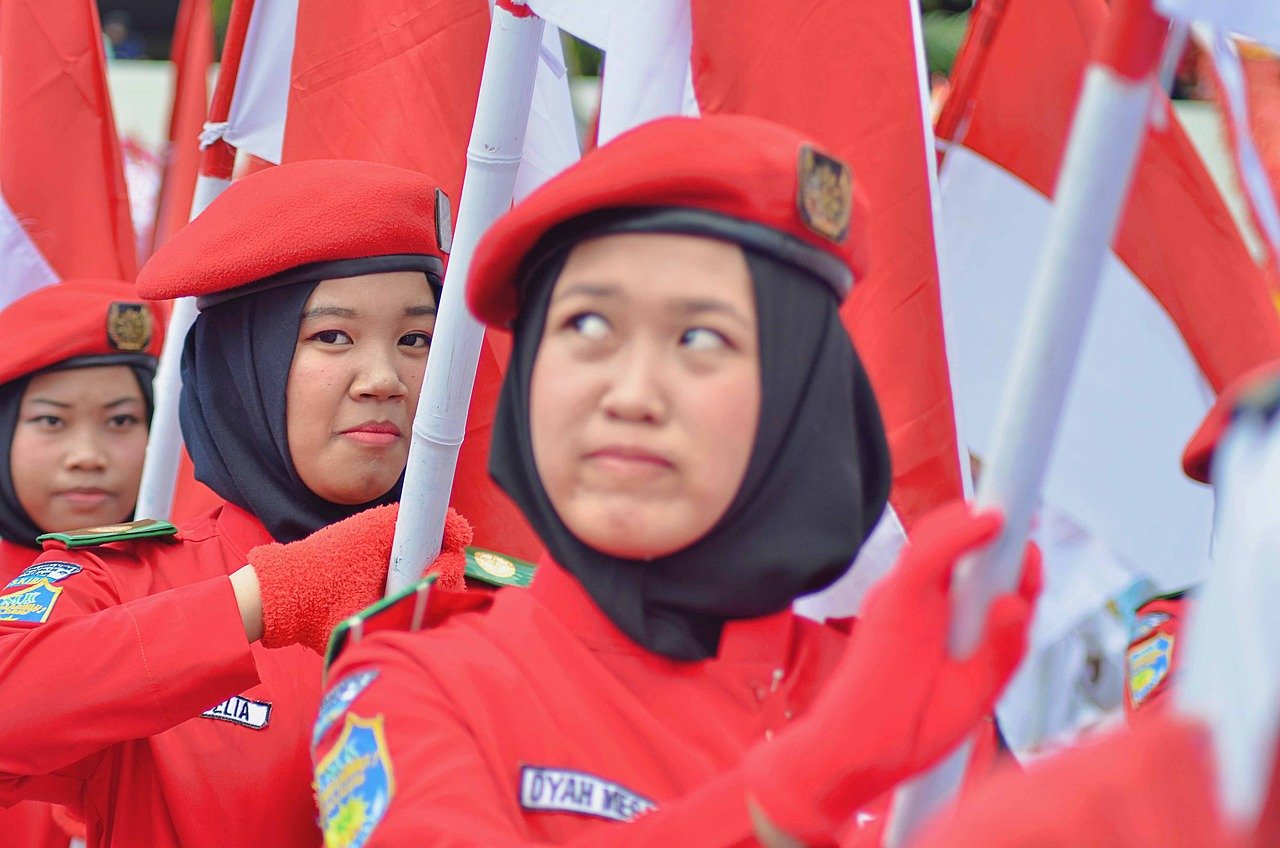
[106, 302, 154, 352]
[796, 145, 852, 243]
[315, 713, 396, 848]
[0, 579, 63, 623]
[1128, 632, 1174, 706]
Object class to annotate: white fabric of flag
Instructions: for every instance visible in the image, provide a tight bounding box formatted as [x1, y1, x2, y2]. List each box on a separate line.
[1179, 401, 1280, 826]
[223, 0, 298, 164]
[0, 193, 57, 309]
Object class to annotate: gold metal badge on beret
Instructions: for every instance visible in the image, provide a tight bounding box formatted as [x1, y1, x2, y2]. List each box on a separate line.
[797, 145, 852, 243]
[106, 302, 154, 352]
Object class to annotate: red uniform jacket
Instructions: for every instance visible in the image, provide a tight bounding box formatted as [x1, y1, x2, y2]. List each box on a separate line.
[314, 561, 996, 848]
[0, 502, 323, 848]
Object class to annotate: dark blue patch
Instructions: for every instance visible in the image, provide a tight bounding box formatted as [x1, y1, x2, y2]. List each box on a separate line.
[6, 561, 81, 590]
[313, 669, 379, 748]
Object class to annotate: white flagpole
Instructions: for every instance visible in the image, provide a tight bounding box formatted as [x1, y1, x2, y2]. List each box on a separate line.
[883, 0, 1170, 842]
[386, 1, 545, 594]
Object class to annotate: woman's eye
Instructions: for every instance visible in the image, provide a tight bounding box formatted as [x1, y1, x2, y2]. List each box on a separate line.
[31, 415, 62, 429]
[680, 327, 729, 351]
[399, 331, 432, 349]
[570, 313, 610, 340]
[310, 329, 352, 345]
[108, 414, 141, 429]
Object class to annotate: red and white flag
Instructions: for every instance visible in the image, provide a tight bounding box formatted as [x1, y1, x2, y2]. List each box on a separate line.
[937, 0, 1280, 592]
[0, 0, 136, 301]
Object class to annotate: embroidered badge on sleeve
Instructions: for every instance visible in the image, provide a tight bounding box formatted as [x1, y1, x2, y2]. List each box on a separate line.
[313, 669, 380, 748]
[1128, 632, 1175, 706]
[316, 714, 395, 848]
[0, 580, 62, 623]
[4, 561, 81, 590]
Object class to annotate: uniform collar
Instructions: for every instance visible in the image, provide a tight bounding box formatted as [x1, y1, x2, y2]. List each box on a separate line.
[529, 557, 798, 666]
[213, 500, 275, 563]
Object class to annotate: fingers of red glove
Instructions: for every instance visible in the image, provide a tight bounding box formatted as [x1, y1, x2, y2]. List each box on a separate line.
[441, 507, 474, 553]
[427, 550, 467, 592]
[901, 503, 1003, 593]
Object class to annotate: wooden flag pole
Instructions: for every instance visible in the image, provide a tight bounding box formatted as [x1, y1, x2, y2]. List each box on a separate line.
[884, 0, 1170, 842]
[386, 0, 545, 594]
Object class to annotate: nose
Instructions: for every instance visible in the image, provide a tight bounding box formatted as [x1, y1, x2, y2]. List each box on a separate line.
[350, 342, 409, 402]
[600, 341, 668, 425]
[64, 426, 108, 472]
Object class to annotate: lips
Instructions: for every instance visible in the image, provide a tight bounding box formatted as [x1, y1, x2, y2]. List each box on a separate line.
[54, 488, 112, 508]
[339, 421, 404, 447]
[584, 445, 675, 478]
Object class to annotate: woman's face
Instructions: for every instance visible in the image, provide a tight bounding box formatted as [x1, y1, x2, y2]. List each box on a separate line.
[10, 365, 149, 533]
[286, 271, 437, 505]
[530, 232, 761, 560]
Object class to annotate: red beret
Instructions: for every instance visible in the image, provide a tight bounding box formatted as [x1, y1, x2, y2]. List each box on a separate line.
[1182, 360, 1280, 484]
[467, 115, 870, 328]
[137, 159, 451, 302]
[0, 280, 165, 387]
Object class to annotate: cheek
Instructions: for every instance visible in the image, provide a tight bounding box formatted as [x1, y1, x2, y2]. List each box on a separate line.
[285, 353, 340, 450]
[529, 345, 595, 493]
[8, 430, 52, 502]
[683, 370, 760, 502]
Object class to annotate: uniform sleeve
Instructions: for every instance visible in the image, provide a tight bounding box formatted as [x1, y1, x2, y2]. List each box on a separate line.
[0, 548, 259, 781]
[314, 637, 763, 848]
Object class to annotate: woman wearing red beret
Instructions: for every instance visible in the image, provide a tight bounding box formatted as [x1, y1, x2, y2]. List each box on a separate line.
[302, 115, 1042, 847]
[0, 280, 162, 848]
[0, 160, 471, 848]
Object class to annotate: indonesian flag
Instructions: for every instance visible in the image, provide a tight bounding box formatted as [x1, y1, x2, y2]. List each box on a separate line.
[149, 0, 214, 252]
[1158, 0, 1280, 53]
[937, 0, 1280, 594]
[282, 0, 578, 560]
[0, 0, 136, 300]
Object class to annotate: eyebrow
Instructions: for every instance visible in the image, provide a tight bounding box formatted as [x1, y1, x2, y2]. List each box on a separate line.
[551, 282, 621, 303]
[26, 397, 141, 410]
[554, 283, 752, 328]
[673, 298, 752, 328]
[301, 305, 437, 320]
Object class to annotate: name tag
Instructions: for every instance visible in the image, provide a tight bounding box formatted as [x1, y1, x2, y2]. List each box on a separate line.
[202, 695, 272, 730]
[519, 766, 656, 823]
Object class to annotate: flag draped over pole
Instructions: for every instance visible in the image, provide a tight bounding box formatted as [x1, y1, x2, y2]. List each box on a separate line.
[149, 0, 213, 254]
[935, 0, 1280, 594]
[0, 0, 137, 298]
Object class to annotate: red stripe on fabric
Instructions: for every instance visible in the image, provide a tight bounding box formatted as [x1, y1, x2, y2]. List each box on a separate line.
[495, 0, 535, 19]
[1096, 0, 1169, 81]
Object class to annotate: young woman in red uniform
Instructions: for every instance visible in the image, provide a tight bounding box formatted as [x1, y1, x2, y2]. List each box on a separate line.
[306, 115, 1042, 847]
[0, 280, 162, 848]
[0, 160, 469, 848]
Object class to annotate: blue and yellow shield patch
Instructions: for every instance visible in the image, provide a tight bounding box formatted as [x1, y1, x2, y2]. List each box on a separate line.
[1128, 632, 1175, 705]
[315, 713, 395, 848]
[0, 579, 62, 623]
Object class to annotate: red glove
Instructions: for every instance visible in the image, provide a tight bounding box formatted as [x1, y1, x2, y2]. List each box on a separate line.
[250, 505, 472, 653]
[914, 715, 1233, 848]
[743, 502, 1041, 843]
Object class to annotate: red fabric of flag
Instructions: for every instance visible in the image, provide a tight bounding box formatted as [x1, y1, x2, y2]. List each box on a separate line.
[691, 0, 964, 528]
[0, 0, 137, 281]
[283, 0, 543, 560]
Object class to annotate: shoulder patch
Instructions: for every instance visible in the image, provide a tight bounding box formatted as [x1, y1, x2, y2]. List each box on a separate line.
[324, 574, 492, 673]
[1128, 632, 1175, 706]
[0, 580, 62, 623]
[1132, 611, 1171, 642]
[314, 669, 380, 748]
[38, 518, 178, 550]
[5, 561, 81, 589]
[201, 695, 272, 730]
[315, 713, 395, 848]
[519, 766, 657, 823]
[465, 546, 536, 588]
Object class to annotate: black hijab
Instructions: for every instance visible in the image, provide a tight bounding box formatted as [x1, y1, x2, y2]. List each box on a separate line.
[0, 357, 157, 548]
[490, 209, 892, 661]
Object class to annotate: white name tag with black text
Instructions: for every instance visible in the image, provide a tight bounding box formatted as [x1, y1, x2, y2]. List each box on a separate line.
[202, 695, 272, 730]
[519, 766, 656, 823]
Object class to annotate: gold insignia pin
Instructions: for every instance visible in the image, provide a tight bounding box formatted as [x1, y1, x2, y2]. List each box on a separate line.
[106, 302, 154, 353]
[472, 550, 517, 580]
[796, 145, 852, 244]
